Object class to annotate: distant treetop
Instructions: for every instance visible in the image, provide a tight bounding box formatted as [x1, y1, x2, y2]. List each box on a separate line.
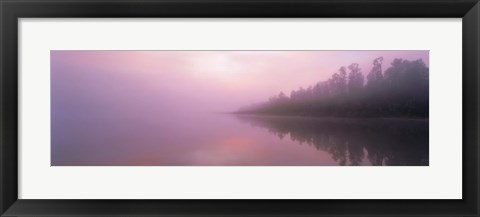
[236, 57, 429, 118]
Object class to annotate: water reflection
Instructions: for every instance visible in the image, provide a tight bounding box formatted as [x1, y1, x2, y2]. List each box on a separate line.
[234, 115, 429, 166]
[51, 112, 429, 166]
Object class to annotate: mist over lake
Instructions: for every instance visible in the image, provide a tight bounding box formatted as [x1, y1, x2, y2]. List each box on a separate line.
[51, 50, 429, 166]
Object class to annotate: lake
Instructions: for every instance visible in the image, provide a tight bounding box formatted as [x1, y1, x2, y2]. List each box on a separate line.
[51, 113, 429, 166]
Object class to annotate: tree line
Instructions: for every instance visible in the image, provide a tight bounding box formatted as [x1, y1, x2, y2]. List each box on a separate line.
[236, 57, 429, 118]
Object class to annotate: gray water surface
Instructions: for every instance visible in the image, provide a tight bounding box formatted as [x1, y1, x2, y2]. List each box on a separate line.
[51, 113, 428, 166]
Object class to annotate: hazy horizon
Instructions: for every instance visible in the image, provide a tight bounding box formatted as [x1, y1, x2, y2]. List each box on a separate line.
[51, 50, 429, 166]
[51, 50, 428, 114]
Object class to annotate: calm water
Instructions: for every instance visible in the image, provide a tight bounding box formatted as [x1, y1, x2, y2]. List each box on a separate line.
[51, 113, 429, 166]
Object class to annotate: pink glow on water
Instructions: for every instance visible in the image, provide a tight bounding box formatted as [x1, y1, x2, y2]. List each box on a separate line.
[51, 51, 429, 166]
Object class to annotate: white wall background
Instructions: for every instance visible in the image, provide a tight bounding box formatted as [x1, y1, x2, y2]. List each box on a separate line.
[18, 18, 462, 199]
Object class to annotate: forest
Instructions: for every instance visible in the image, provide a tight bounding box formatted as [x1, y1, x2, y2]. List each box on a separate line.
[236, 57, 429, 118]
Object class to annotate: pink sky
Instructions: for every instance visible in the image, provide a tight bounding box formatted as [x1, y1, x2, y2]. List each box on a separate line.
[51, 50, 428, 113]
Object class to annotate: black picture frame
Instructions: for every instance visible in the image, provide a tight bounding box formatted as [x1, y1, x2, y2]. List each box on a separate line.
[1, 0, 479, 216]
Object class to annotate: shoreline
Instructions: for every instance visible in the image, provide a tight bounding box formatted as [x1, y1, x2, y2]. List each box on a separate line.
[230, 112, 429, 121]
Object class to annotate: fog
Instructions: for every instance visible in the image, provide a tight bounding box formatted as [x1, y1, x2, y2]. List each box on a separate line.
[51, 51, 429, 166]
[51, 51, 428, 114]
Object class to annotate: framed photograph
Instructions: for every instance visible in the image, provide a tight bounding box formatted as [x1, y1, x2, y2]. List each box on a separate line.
[1, 0, 478, 216]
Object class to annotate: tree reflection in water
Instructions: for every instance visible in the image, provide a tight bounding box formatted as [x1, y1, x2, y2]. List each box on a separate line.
[235, 115, 428, 166]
